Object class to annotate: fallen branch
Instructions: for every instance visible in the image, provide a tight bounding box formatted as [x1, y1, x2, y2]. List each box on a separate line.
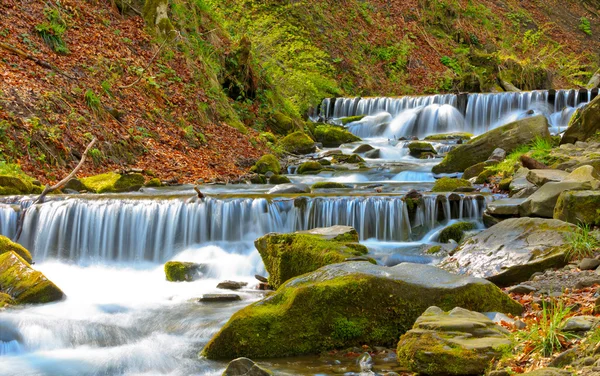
[13, 137, 98, 242]
[0, 42, 76, 80]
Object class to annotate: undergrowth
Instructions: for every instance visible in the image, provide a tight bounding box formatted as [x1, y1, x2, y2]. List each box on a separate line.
[565, 223, 600, 260]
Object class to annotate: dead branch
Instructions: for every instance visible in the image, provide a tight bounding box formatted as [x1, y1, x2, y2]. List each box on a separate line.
[13, 137, 98, 242]
[0, 42, 76, 80]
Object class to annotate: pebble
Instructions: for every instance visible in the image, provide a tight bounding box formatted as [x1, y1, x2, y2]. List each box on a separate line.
[579, 258, 600, 271]
[507, 284, 537, 294]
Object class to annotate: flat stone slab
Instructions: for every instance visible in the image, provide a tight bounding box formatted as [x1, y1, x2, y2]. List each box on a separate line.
[198, 294, 241, 303]
[486, 198, 528, 216]
[267, 183, 311, 194]
[217, 281, 248, 290]
[526, 169, 569, 186]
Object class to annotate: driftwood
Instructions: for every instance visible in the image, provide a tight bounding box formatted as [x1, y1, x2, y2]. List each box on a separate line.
[13, 137, 98, 242]
[0, 42, 76, 80]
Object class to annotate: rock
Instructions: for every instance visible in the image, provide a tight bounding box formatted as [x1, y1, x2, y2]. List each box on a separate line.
[579, 258, 600, 271]
[333, 154, 365, 164]
[364, 149, 380, 159]
[432, 115, 551, 173]
[201, 262, 522, 360]
[463, 161, 495, 180]
[297, 161, 323, 175]
[0, 235, 33, 265]
[483, 212, 503, 228]
[217, 281, 248, 290]
[520, 181, 593, 218]
[488, 148, 506, 162]
[509, 167, 537, 197]
[250, 154, 281, 175]
[565, 165, 600, 187]
[396, 306, 511, 376]
[199, 294, 241, 303]
[507, 284, 537, 294]
[0, 175, 37, 195]
[311, 182, 349, 189]
[164, 261, 201, 282]
[81, 172, 144, 193]
[268, 175, 291, 185]
[314, 124, 361, 147]
[488, 371, 511, 376]
[358, 352, 374, 372]
[222, 357, 273, 376]
[254, 274, 268, 283]
[521, 368, 572, 376]
[561, 95, 600, 145]
[520, 155, 548, 170]
[339, 115, 366, 125]
[0, 251, 64, 304]
[548, 347, 578, 368]
[144, 178, 162, 187]
[562, 316, 600, 333]
[352, 144, 374, 154]
[432, 177, 472, 192]
[486, 198, 527, 217]
[319, 149, 343, 157]
[424, 132, 472, 141]
[526, 169, 569, 186]
[408, 142, 437, 158]
[267, 183, 311, 194]
[440, 218, 575, 287]
[254, 226, 369, 288]
[438, 222, 476, 243]
[454, 186, 477, 192]
[587, 68, 600, 89]
[277, 132, 316, 154]
[0, 292, 15, 308]
[63, 178, 86, 192]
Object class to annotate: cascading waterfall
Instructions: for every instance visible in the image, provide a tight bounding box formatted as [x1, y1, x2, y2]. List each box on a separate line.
[0, 195, 487, 263]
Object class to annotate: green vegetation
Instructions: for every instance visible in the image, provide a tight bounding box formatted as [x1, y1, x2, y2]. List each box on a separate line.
[0, 235, 33, 265]
[311, 182, 348, 189]
[297, 161, 323, 175]
[277, 132, 315, 155]
[579, 17, 592, 36]
[432, 178, 471, 192]
[164, 261, 198, 282]
[314, 124, 360, 147]
[250, 154, 281, 175]
[439, 222, 476, 243]
[565, 223, 600, 260]
[84, 90, 101, 116]
[80, 172, 144, 193]
[35, 7, 69, 54]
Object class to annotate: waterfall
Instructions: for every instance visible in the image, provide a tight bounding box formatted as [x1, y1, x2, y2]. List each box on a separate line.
[0, 195, 487, 263]
[320, 89, 596, 138]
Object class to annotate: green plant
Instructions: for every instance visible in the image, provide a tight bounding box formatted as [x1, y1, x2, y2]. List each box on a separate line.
[35, 7, 69, 54]
[486, 145, 529, 177]
[440, 56, 461, 74]
[565, 223, 600, 260]
[88, 148, 104, 165]
[579, 17, 592, 36]
[84, 90, 101, 116]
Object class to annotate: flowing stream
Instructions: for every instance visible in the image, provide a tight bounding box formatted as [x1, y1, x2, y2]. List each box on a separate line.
[0, 89, 593, 375]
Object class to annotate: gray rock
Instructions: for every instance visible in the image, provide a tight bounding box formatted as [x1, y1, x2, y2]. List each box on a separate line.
[357, 352, 374, 372]
[520, 180, 593, 218]
[440, 218, 575, 287]
[296, 225, 358, 241]
[267, 183, 311, 194]
[352, 144, 374, 154]
[510, 168, 537, 197]
[554, 190, 600, 225]
[486, 198, 527, 216]
[526, 169, 569, 186]
[198, 294, 241, 303]
[483, 211, 503, 228]
[562, 316, 600, 333]
[521, 368, 573, 376]
[319, 149, 343, 157]
[548, 348, 578, 368]
[364, 148, 380, 159]
[507, 284, 537, 294]
[222, 357, 273, 376]
[488, 148, 506, 162]
[579, 258, 600, 271]
[217, 281, 248, 290]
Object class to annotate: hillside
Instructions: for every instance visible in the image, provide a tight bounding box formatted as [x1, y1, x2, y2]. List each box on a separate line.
[0, 0, 598, 183]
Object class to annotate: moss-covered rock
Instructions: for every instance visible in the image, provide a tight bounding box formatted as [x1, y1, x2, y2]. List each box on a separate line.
[475, 168, 495, 184]
[269, 111, 297, 135]
[432, 116, 551, 174]
[63, 178, 86, 192]
[164, 261, 200, 282]
[311, 182, 349, 189]
[333, 154, 364, 164]
[81, 172, 145, 193]
[268, 175, 291, 185]
[250, 154, 281, 175]
[432, 178, 472, 192]
[554, 190, 600, 226]
[0, 175, 34, 195]
[520, 180, 594, 218]
[222, 357, 274, 376]
[259, 132, 277, 144]
[424, 133, 473, 141]
[426, 245, 442, 254]
[408, 142, 437, 158]
[254, 226, 369, 289]
[0, 292, 15, 308]
[397, 306, 511, 376]
[339, 115, 366, 125]
[463, 162, 495, 180]
[0, 251, 64, 304]
[561, 95, 600, 145]
[277, 132, 316, 155]
[0, 235, 33, 265]
[144, 178, 162, 187]
[297, 161, 323, 175]
[498, 177, 512, 191]
[142, 0, 175, 36]
[314, 124, 361, 147]
[201, 262, 522, 360]
[439, 222, 476, 243]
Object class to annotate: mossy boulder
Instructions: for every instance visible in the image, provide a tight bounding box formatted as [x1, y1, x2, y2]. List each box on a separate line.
[144, 178, 162, 187]
[297, 161, 323, 175]
[561, 95, 600, 145]
[520, 180, 594, 218]
[222, 357, 274, 376]
[63, 178, 86, 192]
[439, 222, 476, 243]
[311, 182, 349, 189]
[254, 226, 369, 289]
[432, 178, 472, 192]
[0, 251, 65, 304]
[164, 261, 201, 282]
[0, 292, 15, 308]
[475, 168, 495, 184]
[250, 154, 281, 175]
[269, 111, 297, 135]
[440, 218, 575, 286]
[554, 190, 600, 226]
[314, 124, 361, 147]
[333, 154, 364, 164]
[424, 133, 473, 141]
[259, 132, 277, 144]
[397, 306, 511, 375]
[408, 142, 437, 158]
[432, 116, 551, 174]
[0, 235, 33, 265]
[201, 262, 522, 360]
[268, 175, 291, 185]
[463, 162, 495, 180]
[81, 172, 145, 193]
[0, 175, 35, 195]
[277, 132, 316, 155]
[339, 115, 366, 125]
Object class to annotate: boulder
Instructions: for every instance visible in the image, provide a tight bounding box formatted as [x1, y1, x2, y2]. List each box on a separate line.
[217, 281, 248, 290]
[424, 133, 473, 141]
[144, 178, 162, 187]
[440, 218, 575, 286]
[0, 175, 37, 195]
[267, 183, 311, 194]
[463, 162, 495, 180]
[311, 182, 349, 189]
[579, 258, 600, 271]
[254, 226, 369, 288]
[250, 154, 281, 175]
[487, 148, 506, 162]
[0, 292, 15, 308]
[63, 178, 86, 192]
[364, 148, 381, 159]
[526, 169, 569, 186]
[509, 167, 537, 198]
[164, 261, 201, 282]
[432, 178, 471, 192]
[332, 154, 365, 164]
[520, 181, 593, 218]
[297, 161, 323, 175]
[314, 124, 361, 147]
[564, 165, 600, 188]
[268, 175, 291, 185]
[277, 132, 316, 155]
[562, 316, 600, 333]
[432, 115, 551, 173]
[199, 294, 241, 303]
[268, 111, 297, 135]
[201, 262, 522, 360]
[396, 306, 511, 375]
[222, 358, 273, 376]
[438, 222, 476, 243]
[81, 172, 145, 193]
[0, 235, 33, 265]
[352, 144, 374, 154]
[485, 198, 527, 217]
[0, 251, 64, 304]
[561, 95, 600, 145]
[408, 142, 437, 158]
[554, 190, 600, 226]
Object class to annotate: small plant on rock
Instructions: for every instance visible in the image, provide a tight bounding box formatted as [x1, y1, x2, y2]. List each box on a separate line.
[565, 223, 600, 260]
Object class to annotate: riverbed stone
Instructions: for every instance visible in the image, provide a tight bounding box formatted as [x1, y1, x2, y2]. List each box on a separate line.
[217, 281, 248, 290]
[81, 172, 145, 193]
[432, 177, 472, 192]
[520, 181, 593, 218]
[0, 235, 33, 265]
[561, 95, 600, 145]
[555, 190, 600, 226]
[353, 144, 374, 154]
[440, 218, 575, 287]
[487, 148, 506, 162]
[408, 142, 437, 158]
[438, 222, 476, 243]
[267, 183, 311, 194]
[314, 124, 361, 147]
[250, 154, 281, 175]
[0, 251, 64, 304]
[164, 261, 201, 282]
[222, 357, 273, 376]
[521, 368, 572, 376]
[432, 115, 551, 173]
[579, 258, 600, 271]
[526, 169, 569, 186]
[396, 306, 511, 375]
[199, 294, 241, 303]
[0, 292, 15, 308]
[254, 226, 369, 288]
[277, 131, 316, 154]
[364, 148, 381, 158]
[486, 198, 527, 217]
[201, 262, 522, 360]
[562, 316, 600, 333]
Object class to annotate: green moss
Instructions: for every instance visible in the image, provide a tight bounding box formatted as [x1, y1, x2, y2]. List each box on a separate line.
[319, 159, 332, 166]
[259, 132, 277, 144]
[498, 177, 512, 191]
[554, 191, 600, 226]
[251, 154, 281, 175]
[426, 245, 442, 254]
[0, 251, 64, 304]
[269, 111, 298, 135]
[432, 178, 472, 192]
[333, 154, 364, 164]
[314, 124, 361, 147]
[269, 175, 291, 185]
[297, 161, 323, 175]
[164, 261, 198, 282]
[142, 0, 175, 36]
[439, 222, 476, 243]
[339, 115, 366, 125]
[0, 175, 34, 195]
[144, 178, 162, 187]
[277, 132, 315, 155]
[250, 174, 267, 184]
[408, 142, 436, 157]
[0, 235, 33, 264]
[475, 169, 495, 184]
[81, 172, 144, 193]
[0, 292, 15, 308]
[311, 182, 348, 189]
